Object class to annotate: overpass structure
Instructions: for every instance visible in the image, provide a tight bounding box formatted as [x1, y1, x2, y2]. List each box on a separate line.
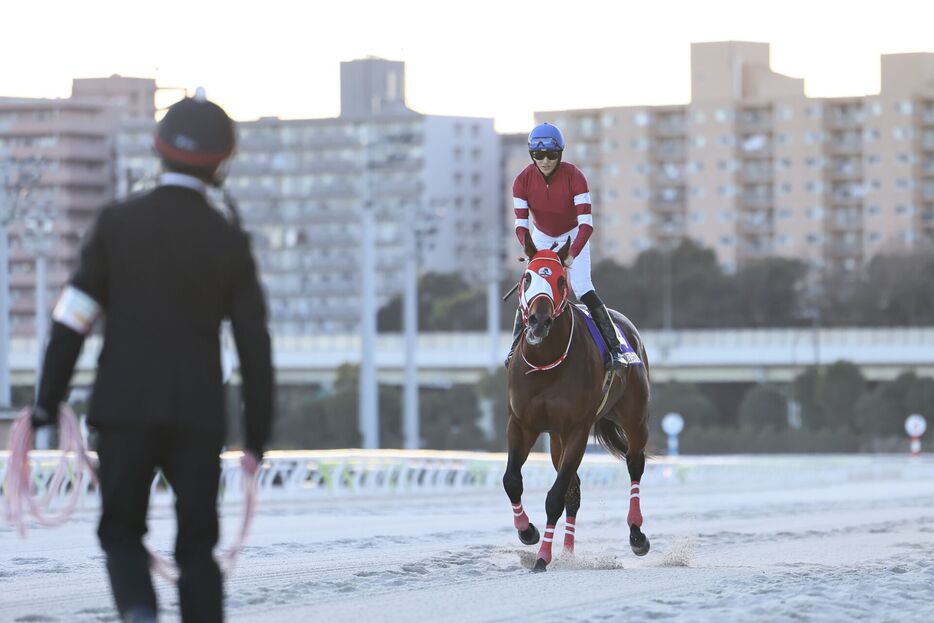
[6, 326, 934, 388]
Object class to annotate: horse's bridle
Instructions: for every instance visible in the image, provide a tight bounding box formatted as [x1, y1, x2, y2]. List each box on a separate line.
[517, 255, 574, 374]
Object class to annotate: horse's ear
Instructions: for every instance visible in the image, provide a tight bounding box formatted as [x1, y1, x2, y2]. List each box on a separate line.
[523, 230, 538, 259]
[557, 236, 571, 265]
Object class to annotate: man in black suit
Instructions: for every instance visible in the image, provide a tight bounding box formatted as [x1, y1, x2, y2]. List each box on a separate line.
[30, 90, 274, 623]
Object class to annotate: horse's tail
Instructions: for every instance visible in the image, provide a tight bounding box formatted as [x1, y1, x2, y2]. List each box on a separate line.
[593, 417, 629, 461]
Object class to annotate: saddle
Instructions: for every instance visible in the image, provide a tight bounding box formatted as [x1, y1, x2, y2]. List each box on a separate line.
[572, 304, 643, 367]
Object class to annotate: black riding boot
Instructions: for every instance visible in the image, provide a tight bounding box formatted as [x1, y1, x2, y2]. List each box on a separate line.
[581, 291, 628, 370]
[504, 309, 523, 369]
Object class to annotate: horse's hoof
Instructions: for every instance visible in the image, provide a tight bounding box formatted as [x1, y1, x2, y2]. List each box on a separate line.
[532, 558, 548, 572]
[629, 524, 650, 557]
[519, 523, 540, 546]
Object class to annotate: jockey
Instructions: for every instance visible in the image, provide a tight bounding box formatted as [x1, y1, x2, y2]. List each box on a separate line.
[506, 122, 629, 370]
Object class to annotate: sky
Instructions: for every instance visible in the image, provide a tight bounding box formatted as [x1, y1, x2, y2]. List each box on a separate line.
[2, 0, 933, 133]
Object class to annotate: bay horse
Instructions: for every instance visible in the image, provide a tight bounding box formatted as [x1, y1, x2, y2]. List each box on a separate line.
[504, 233, 651, 572]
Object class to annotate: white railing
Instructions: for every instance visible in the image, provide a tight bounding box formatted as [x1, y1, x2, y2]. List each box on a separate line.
[2, 450, 932, 513]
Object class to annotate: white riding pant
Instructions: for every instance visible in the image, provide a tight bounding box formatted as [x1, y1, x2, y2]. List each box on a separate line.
[531, 225, 594, 297]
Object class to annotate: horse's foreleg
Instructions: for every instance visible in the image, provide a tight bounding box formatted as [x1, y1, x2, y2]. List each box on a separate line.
[534, 429, 588, 572]
[548, 435, 579, 554]
[503, 415, 539, 545]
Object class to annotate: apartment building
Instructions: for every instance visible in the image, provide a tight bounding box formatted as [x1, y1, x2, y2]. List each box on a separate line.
[0, 76, 155, 335]
[533, 41, 934, 273]
[115, 59, 501, 335]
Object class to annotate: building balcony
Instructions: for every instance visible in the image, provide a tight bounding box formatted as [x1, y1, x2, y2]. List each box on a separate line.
[649, 197, 685, 213]
[828, 140, 862, 155]
[650, 221, 687, 240]
[825, 241, 863, 257]
[652, 122, 686, 137]
[740, 194, 773, 208]
[827, 217, 863, 232]
[652, 142, 686, 159]
[740, 168, 773, 183]
[828, 165, 863, 181]
[737, 220, 773, 235]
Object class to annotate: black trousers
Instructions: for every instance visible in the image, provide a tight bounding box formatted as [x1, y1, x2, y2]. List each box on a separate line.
[96, 424, 224, 622]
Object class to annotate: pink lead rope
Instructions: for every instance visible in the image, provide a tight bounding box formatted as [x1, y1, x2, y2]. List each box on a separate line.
[3, 405, 258, 580]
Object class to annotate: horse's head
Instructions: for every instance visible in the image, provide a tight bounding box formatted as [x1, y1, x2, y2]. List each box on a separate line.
[518, 232, 571, 345]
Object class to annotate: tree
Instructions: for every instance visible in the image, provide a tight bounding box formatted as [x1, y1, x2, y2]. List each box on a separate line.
[738, 384, 788, 430]
[793, 367, 824, 430]
[818, 361, 866, 431]
[650, 382, 719, 430]
[731, 258, 809, 327]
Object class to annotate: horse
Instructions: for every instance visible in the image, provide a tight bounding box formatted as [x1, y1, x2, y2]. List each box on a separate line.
[503, 232, 651, 572]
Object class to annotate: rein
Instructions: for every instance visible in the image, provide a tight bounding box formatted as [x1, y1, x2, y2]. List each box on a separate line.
[520, 303, 575, 374]
[3, 406, 257, 580]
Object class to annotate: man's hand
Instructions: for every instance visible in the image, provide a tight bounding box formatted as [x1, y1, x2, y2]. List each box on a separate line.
[564, 254, 575, 268]
[240, 450, 261, 477]
[29, 405, 56, 430]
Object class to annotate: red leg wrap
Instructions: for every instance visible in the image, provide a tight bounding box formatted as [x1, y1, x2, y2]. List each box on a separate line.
[628, 481, 643, 527]
[536, 524, 556, 564]
[512, 502, 530, 531]
[563, 516, 576, 553]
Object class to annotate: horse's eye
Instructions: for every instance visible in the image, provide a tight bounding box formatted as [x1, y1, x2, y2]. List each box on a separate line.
[557, 276, 566, 291]
[523, 274, 532, 290]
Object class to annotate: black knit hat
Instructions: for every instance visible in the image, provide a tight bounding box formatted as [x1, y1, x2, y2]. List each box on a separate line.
[154, 89, 235, 170]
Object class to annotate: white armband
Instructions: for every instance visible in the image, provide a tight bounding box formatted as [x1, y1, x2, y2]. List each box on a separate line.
[52, 286, 101, 335]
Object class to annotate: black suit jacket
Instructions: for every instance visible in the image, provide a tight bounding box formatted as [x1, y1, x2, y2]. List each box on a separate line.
[37, 184, 273, 455]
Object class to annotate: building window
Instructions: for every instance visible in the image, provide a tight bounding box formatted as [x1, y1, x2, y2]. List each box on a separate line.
[896, 100, 914, 115]
[864, 154, 881, 165]
[807, 206, 825, 219]
[692, 135, 707, 148]
[896, 153, 914, 164]
[867, 232, 881, 243]
[720, 211, 736, 222]
[867, 205, 881, 216]
[805, 105, 823, 118]
[805, 131, 824, 145]
[893, 127, 913, 141]
[896, 179, 913, 190]
[778, 106, 793, 120]
[719, 134, 736, 147]
[633, 112, 649, 126]
[806, 233, 822, 244]
[895, 204, 913, 215]
[719, 236, 735, 246]
[778, 208, 793, 219]
[601, 112, 617, 128]
[692, 111, 706, 124]
[715, 109, 734, 123]
[806, 181, 825, 194]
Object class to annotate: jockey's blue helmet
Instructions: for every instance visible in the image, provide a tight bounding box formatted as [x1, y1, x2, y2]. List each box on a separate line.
[527, 122, 565, 152]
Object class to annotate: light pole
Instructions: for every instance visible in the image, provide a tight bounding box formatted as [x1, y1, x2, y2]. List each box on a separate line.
[402, 202, 419, 449]
[358, 127, 379, 449]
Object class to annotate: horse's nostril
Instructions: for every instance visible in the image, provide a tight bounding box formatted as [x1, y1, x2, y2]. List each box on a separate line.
[544, 318, 553, 328]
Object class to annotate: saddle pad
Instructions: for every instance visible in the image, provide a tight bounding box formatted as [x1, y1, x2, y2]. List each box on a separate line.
[573, 304, 643, 366]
